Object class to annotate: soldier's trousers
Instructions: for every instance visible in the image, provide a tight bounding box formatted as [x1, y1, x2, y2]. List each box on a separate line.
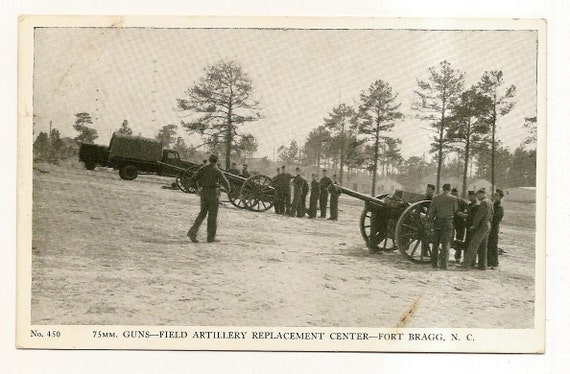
[308, 195, 319, 218]
[431, 218, 454, 269]
[291, 189, 301, 216]
[487, 226, 500, 267]
[298, 192, 308, 217]
[319, 192, 329, 217]
[329, 194, 339, 220]
[461, 222, 491, 269]
[274, 190, 284, 214]
[189, 189, 220, 241]
[284, 188, 291, 214]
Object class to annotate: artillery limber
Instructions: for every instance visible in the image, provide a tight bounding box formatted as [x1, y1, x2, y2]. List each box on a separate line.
[158, 161, 275, 212]
[340, 186, 461, 264]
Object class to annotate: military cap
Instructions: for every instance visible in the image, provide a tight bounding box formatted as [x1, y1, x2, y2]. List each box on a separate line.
[427, 184, 435, 190]
[467, 190, 476, 196]
[442, 183, 451, 191]
[208, 154, 218, 163]
[496, 189, 504, 198]
[477, 188, 486, 194]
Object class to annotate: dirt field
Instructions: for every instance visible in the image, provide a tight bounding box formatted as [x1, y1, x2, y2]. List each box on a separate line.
[30, 162, 536, 328]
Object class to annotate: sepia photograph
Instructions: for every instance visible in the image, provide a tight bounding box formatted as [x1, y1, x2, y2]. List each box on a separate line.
[17, 16, 545, 352]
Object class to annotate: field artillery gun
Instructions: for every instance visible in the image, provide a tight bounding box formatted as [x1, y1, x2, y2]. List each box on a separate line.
[158, 161, 275, 213]
[339, 186, 444, 264]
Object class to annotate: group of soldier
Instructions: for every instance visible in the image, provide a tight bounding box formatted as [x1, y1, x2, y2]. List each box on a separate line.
[272, 167, 342, 220]
[427, 182, 505, 271]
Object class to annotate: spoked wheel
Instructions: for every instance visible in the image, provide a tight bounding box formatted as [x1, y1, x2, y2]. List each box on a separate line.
[359, 194, 395, 253]
[228, 181, 248, 209]
[395, 200, 433, 264]
[176, 168, 197, 193]
[240, 174, 275, 212]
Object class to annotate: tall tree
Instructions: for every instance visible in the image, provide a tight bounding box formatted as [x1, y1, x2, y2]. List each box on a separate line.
[446, 87, 492, 197]
[73, 112, 98, 144]
[323, 103, 356, 183]
[177, 60, 262, 169]
[277, 140, 299, 165]
[117, 119, 133, 136]
[33, 132, 50, 161]
[477, 70, 516, 194]
[522, 116, 537, 147]
[235, 133, 258, 160]
[155, 124, 178, 149]
[413, 60, 464, 192]
[303, 125, 331, 169]
[357, 80, 403, 195]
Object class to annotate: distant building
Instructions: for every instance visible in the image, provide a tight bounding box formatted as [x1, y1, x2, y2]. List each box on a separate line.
[504, 187, 536, 203]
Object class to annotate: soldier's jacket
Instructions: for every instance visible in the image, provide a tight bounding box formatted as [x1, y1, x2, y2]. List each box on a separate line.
[466, 201, 479, 227]
[471, 198, 494, 230]
[310, 180, 320, 199]
[492, 201, 504, 228]
[282, 173, 293, 191]
[327, 180, 341, 196]
[293, 174, 306, 192]
[428, 193, 459, 220]
[319, 176, 333, 193]
[190, 164, 230, 191]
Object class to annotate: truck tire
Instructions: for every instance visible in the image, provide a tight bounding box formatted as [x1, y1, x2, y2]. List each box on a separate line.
[85, 162, 96, 171]
[119, 165, 138, 180]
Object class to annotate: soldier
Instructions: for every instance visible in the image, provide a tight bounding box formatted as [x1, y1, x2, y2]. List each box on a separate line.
[281, 166, 293, 214]
[319, 169, 333, 218]
[451, 188, 468, 242]
[272, 167, 283, 214]
[425, 184, 435, 200]
[228, 162, 240, 175]
[487, 189, 505, 269]
[300, 176, 310, 218]
[291, 167, 305, 217]
[455, 190, 478, 263]
[187, 154, 230, 243]
[240, 164, 250, 178]
[459, 188, 494, 270]
[308, 173, 320, 218]
[427, 183, 459, 269]
[327, 174, 342, 221]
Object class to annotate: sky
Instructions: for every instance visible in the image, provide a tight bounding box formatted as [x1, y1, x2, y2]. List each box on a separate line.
[33, 26, 538, 160]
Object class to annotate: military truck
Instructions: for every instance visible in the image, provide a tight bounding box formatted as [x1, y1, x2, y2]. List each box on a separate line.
[79, 134, 196, 180]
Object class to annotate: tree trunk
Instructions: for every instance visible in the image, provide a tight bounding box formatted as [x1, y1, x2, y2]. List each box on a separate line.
[436, 95, 447, 194]
[339, 122, 345, 184]
[225, 101, 233, 170]
[371, 120, 380, 196]
[491, 97, 497, 195]
[462, 120, 471, 199]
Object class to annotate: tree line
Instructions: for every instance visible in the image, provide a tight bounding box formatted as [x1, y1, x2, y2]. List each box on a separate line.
[277, 60, 534, 196]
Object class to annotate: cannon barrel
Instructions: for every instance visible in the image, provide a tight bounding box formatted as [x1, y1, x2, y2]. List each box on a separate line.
[337, 185, 385, 208]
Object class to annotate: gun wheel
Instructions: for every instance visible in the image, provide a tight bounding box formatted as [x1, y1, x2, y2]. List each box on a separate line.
[395, 200, 433, 264]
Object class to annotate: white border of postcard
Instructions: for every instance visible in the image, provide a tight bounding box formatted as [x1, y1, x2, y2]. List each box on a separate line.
[17, 15, 546, 352]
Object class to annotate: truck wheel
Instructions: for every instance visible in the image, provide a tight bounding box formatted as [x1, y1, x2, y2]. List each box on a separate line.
[119, 165, 138, 180]
[85, 162, 96, 171]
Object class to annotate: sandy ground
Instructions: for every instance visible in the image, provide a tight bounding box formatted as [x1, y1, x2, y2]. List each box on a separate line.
[30, 162, 536, 328]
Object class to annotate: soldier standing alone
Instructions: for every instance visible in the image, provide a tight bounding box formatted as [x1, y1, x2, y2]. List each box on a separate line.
[427, 183, 459, 269]
[187, 154, 230, 243]
[319, 169, 333, 218]
[308, 173, 320, 218]
[281, 166, 293, 215]
[272, 167, 284, 214]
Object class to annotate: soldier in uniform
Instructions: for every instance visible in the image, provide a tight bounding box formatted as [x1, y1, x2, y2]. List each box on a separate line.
[487, 189, 505, 269]
[300, 176, 309, 217]
[272, 167, 283, 214]
[187, 154, 230, 243]
[281, 166, 293, 215]
[240, 164, 250, 178]
[319, 169, 333, 218]
[427, 183, 459, 269]
[425, 184, 435, 200]
[451, 187, 469, 243]
[228, 162, 240, 175]
[327, 174, 342, 221]
[459, 188, 494, 270]
[455, 191, 478, 263]
[291, 167, 305, 217]
[308, 173, 320, 218]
